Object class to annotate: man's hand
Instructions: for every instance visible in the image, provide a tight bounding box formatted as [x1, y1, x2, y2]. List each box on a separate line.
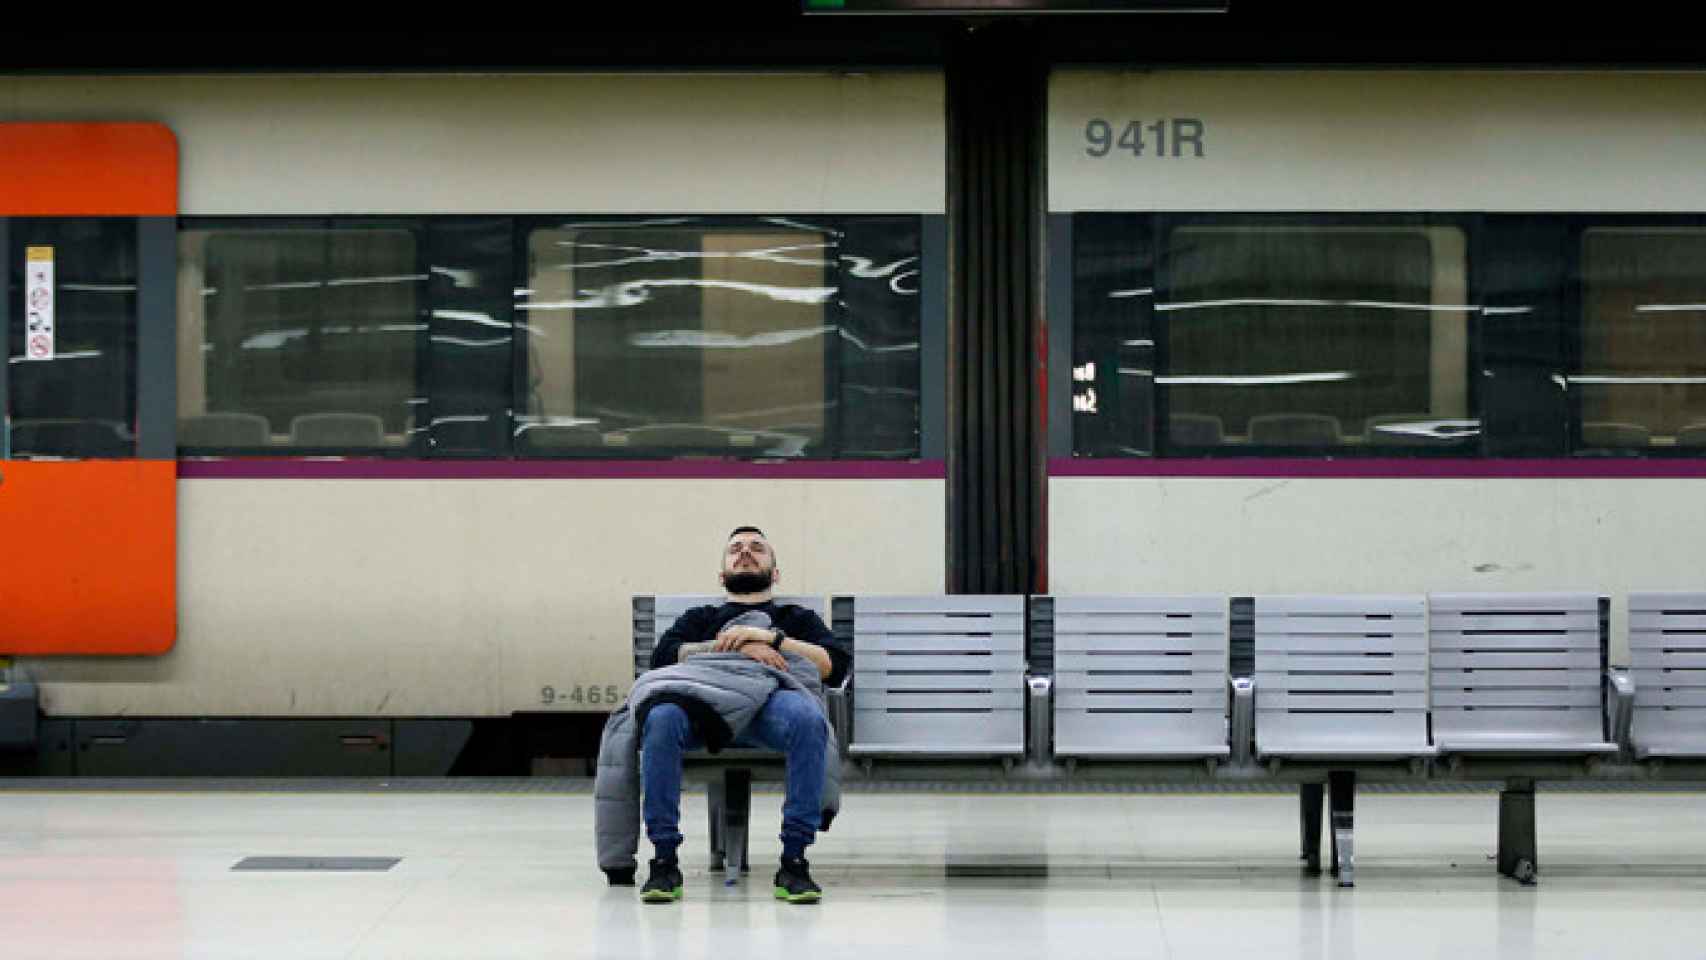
[713, 625, 773, 652]
[740, 643, 787, 670]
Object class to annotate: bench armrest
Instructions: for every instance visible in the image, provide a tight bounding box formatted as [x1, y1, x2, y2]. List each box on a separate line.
[1026, 675, 1053, 765]
[1606, 667, 1635, 755]
[1230, 676, 1255, 765]
[826, 675, 853, 760]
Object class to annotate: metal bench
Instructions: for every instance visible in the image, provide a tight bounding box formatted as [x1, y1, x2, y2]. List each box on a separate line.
[1428, 593, 1623, 884]
[837, 594, 1028, 761]
[1036, 595, 1232, 761]
[618, 589, 1706, 891]
[1630, 592, 1706, 759]
[1430, 593, 1618, 756]
[631, 593, 830, 882]
[1255, 594, 1433, 887]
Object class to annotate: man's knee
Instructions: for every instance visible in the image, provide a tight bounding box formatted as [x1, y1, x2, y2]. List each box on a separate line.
[777, 697, 828, 748]
[643, 703, 692, 748]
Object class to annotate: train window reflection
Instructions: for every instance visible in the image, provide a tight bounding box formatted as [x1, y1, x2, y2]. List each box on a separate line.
[178, 227, 422, 453]
[518, 220, 920, 459]
[1579, 229, 1706, 454]
[1158, 225, 1475, 454]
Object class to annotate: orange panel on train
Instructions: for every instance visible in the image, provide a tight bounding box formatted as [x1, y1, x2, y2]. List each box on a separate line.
[0, 122, 178, 217]
[0, 461, 177, 655]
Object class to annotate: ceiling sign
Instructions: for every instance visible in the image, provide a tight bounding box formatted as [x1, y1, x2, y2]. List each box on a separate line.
[804, 0, 1225, 12]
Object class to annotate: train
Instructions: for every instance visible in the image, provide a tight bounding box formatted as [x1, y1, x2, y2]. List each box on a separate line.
[3, 66, 1705, 770]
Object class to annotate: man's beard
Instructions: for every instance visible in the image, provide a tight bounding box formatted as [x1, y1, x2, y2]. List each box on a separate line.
[723, 569, 774, 594]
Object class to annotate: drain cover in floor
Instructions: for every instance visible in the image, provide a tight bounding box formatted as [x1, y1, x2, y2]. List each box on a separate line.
[232, 857, 400, 872]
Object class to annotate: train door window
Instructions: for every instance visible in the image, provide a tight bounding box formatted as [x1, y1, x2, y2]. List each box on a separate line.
[177, 224, 424, 454]
[1577, 228, 1706, 455]
[1154, 222, 1476, 455]
[5, 219, 138, 459]
[834, 217, 924, 458]
[518, 219, 847, 458]
[1070, 214, 1156, 456]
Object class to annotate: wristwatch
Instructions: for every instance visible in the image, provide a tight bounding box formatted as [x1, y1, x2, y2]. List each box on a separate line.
[769, 629, 785, 650]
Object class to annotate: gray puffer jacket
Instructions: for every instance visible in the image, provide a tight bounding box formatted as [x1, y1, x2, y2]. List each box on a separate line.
[594, 652, 842, 879]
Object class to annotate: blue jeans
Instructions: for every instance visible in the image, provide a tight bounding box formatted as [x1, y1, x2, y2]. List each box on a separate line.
[640, 689, 828, 860]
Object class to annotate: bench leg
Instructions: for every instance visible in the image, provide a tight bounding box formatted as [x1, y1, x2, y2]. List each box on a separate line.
[706, 778, 726, 868]
[1328, 771, 1355, 888]
[1497, 778, 1538, 886]
[1300, 782, 1325, 876]
[721, 769, 753, 885]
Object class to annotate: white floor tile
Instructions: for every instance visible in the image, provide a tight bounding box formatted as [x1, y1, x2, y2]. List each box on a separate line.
[2, 788, 1706, 958]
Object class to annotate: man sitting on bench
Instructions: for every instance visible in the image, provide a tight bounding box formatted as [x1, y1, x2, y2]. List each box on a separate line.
[641, 526, 851, 904]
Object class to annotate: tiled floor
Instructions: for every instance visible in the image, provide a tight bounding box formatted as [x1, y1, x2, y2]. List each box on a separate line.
[4, 786, 1706, 958]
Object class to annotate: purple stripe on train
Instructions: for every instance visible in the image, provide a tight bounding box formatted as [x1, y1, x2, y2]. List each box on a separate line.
[177, 459, 948, 481]
[1048, 457, 1706, 479]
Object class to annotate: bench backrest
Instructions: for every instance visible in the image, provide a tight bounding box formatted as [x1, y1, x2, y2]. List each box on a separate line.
[839, 594, 1027, 757]
[1629, 592, 1706, 757]
[1042, 595, 1230, 759]
[631, 594, 827, 678]
[1254, 595, 1429, 755]
[1428, 593, 1606, 748]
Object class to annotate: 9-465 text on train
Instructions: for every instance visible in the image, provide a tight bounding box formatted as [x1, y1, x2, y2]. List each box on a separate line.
[540, 684, 623, 707]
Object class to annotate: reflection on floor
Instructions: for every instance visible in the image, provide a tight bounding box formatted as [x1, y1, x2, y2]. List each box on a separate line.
[4, 785, 1706, 958]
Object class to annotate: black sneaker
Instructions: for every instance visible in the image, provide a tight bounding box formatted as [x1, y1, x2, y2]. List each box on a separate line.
[772, 857, 822, 904]
[640, 858, 684, 903]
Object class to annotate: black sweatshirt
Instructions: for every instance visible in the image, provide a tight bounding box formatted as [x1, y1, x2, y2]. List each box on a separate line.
[651, 601, 851, 689]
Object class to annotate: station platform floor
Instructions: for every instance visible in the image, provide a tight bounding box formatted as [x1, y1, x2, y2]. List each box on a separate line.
[3, 780, 1706, 959]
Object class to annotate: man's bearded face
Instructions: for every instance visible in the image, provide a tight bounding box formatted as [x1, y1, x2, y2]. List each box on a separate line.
[722, 533, 776, 593]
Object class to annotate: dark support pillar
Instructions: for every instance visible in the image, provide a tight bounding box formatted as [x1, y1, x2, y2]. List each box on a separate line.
[1328, 770, 1356, 887]
[945, 24, 1047, 595]
[1498, 777, 1538, 885]
[1300, 782, 1324, 875]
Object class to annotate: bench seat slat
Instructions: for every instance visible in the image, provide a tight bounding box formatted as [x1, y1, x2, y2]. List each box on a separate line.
[1430, 669, 1604, 688]
[1055, 690, 1224, 710]
[1054, 595, 1226, 615]
[856, 633, 1026, 653]
[1429, 593, 1598, 613]
[1054, 614, 1225, 633]
[1257, 634, 1427, 653]
[1433, 650, 1600, 669]
[854, 595, 1025, 615]
[1256, 595, 1424, 615]
[1257, 617, 1425, 636]
[1054, 651, 1226, 671]
[1433, 687, 1601, 708]
[1055, 634, 1227, 654]
[1431, 612, 1599, 631]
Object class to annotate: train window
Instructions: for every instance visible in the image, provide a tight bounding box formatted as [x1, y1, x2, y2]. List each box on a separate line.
[1070, 215, 1156, 456]
[1578, 229, 1706, 454]
[836, 217, 924, 458]
[423, 218, 517, 457]
[1069, 217, 1478, 458]
[516, 217, 920, 459]
[1152, 222, 1475, 455]
[178, 225, 424, 454]
[5, 218, 138, 459]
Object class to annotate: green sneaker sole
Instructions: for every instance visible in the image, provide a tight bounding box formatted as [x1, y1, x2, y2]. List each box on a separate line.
[773, 886, 822, 904]
[641, 887, 683, 903]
